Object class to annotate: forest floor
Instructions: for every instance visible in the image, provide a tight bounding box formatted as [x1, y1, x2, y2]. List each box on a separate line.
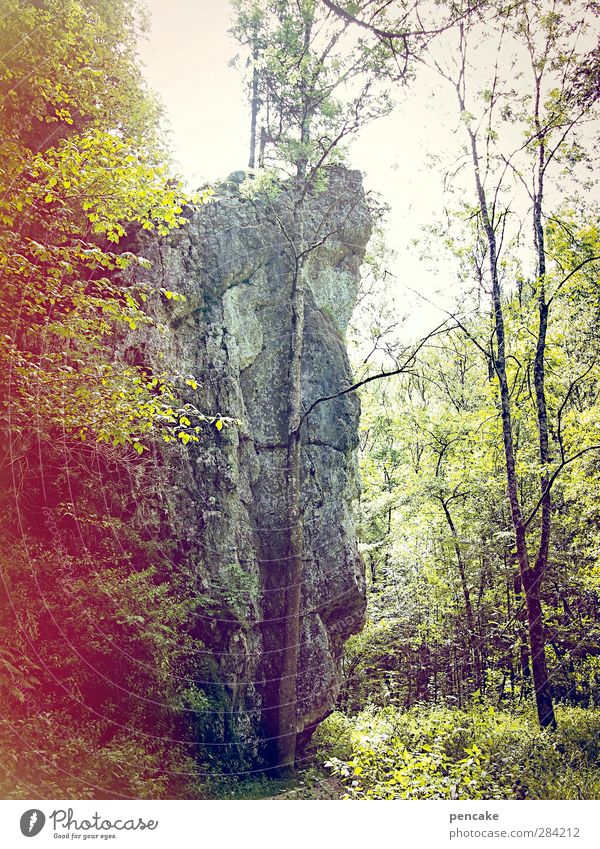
[217, 704, 600, 801]
[210, 767, 343, 801]
[264, 774, 345, 800]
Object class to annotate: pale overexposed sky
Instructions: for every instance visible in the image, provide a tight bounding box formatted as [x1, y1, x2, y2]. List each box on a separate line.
[137, 1, 490, 337]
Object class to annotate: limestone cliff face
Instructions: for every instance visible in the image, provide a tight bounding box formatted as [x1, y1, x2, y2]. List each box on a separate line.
[129, 166, 372, 764]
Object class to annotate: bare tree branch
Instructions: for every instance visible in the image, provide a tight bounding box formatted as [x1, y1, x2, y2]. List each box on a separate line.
[523, 444, 600, 530]
[299, 319, 453, 426]
[320, 0, 487, 42]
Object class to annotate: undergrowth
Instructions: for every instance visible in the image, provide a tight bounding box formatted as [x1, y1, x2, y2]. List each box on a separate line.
[311, 704, 600, 800]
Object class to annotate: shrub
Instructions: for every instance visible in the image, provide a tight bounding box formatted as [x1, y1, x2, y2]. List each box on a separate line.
[316, 704, 600, 800]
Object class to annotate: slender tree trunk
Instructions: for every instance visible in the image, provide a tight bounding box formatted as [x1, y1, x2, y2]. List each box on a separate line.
[459, 81, 556, 727]
[514, 572, 532, 697]
[369, 553, 377, 586]
[248, 35, 260, 169]
[529, 77, 556, 727]
[440, 498, 481, 690]
[455, 645, 463, 707]
[258, 126, 268, 168]
[477, 561, 488, 692]
[384, 500, 393, 575]
[276, 215, 306, 772]
[296, 14, 314, 180]
[274, 7, 317, 772]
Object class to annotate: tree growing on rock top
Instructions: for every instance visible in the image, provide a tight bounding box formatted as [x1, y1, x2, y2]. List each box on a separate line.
[229, 0, 442, 774]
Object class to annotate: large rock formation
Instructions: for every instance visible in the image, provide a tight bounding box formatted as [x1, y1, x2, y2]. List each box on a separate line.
[129, 166, 372, 766]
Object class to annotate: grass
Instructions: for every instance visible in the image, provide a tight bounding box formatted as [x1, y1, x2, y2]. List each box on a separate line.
[309, 704, 600, 800]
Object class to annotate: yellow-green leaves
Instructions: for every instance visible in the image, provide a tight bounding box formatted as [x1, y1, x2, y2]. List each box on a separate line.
[0, 0, 203, 454]
[162, 289, 186, 302]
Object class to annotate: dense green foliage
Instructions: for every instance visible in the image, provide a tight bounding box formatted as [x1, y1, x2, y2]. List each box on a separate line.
[315, 705, 600, 799]
[1, 0, 598, 800]
[0, 0, 215, 798]
[343, 296, 600, 712]
[231, 0, 396, 176]
[0, 0, 212, 450]
[280, 0, 600, 803]
[340, 0, 600, 728]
